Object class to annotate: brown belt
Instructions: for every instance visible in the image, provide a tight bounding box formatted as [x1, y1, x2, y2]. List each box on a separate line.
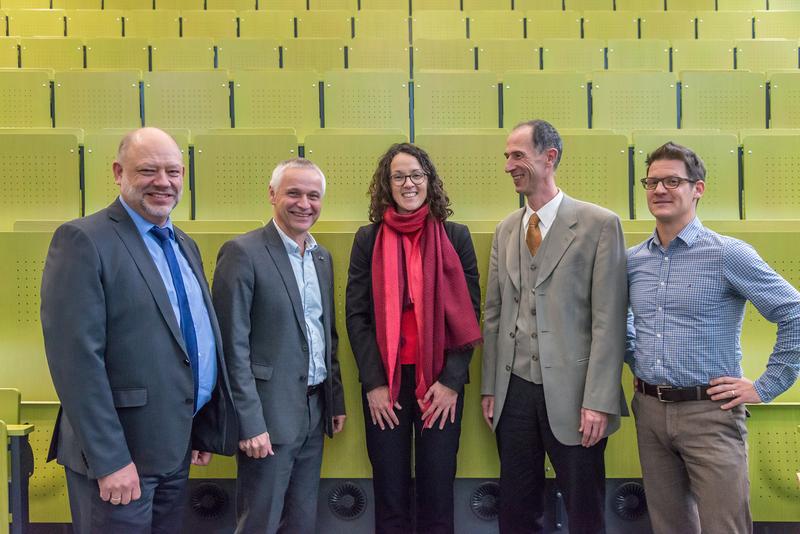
[636, 380, 712, 402]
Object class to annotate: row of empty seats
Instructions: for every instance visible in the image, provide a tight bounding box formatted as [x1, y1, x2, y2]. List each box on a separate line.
[4, 9, 800, 39]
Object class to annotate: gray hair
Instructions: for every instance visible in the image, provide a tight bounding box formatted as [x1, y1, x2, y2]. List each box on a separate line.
[269, 158, 326, 196]
[513, 119, 563, 169]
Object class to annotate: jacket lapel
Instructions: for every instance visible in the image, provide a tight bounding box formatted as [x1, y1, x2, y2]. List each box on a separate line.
[312, 249, 331, 350]
[535, 195, 578, 288]
[263, 221, 306, 332]
[505, 208, 525, 292]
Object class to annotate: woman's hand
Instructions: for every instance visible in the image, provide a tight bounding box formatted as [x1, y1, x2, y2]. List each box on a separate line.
[420, 381, 458, 430]
[366, 386, 402, 430]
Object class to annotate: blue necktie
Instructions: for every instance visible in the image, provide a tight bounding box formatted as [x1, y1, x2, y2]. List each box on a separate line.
[149, 226, 199, 412]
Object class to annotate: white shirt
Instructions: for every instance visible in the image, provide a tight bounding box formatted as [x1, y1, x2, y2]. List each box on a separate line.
[522, 189, 564, 240]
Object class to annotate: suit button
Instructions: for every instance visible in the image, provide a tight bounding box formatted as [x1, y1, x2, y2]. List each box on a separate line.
[185, 398, 193, 405]
[505, 365, 511, 371]
[184, 358, 191, 366]
[509, 331, 515, 338]
[302, 345, 309, 353]
[513, 297, 519, 303]
[299, 375, 306, 381]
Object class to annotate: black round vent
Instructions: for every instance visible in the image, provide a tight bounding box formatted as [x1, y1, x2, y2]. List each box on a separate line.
[613, 481, 648, 520]
[470, 481, 500, 521]
[190, 483, 228, 519]
[328, 481, 367, 520]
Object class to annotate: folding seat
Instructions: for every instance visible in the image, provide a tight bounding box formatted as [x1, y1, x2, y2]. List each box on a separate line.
[632, 130, 740, 220]
[180, 10, 238, 38]
[85, 37, 149, 70]
[19, 37, 83, 69]
[54, 70, 141, 129]
[412, 38, 475, 70]
[666, 0, 713, 9]
[217, 37, 280, 69]
[741, 132, 800, 219]
[541, 38, 604, 71]
[735, 39, 799, 72]
[322, 70, 409, 133]
[463, 0, 512, 9]
[123, 10, 180, 38]
[769, 71, 800, 128]
[411, 0, 459, 9]
[476, 38, 540, 76]
[149, 37, 215, 69]
[503, 71, 588, 129]
[281, 38, 346, 70]
[0, 0, 50, 7]
[65, 9, 124, 38]
[591, 71, 678, 130]
[717, 0, 765, 9]
[582, 11, 639, 39]
[296, 10, 353, 38]
[360, 0, 409, 9]
[607, 39, 669, 71]
[696, 11, 753, 40]
[754, 10, 800, 39]
[411, 10, 467, 40]
[616, 0, 662, 10]
[526, 11, 581, 39]
[143, 70, 231, 129]
[563, 0, 612, 9]
[0, 69, 52, 127]
[681, 70, 766, 129]
[309, 0, 357, 8]
[54, 0, 102, 8]
[353, 10, 409, 40]
[156, 0, 204, 9]
[104, 0, 153, 9]
[6, 9, 66, 37]
[514, 0, 561, 9]
[238, 10, 295, 38]
[671, 39, 734, 71]
[413, 70, 498, 129]
[347, 38, 411, 72]
[639, 11, 695, 40]
[0, 37, 20, 68]
[206, 0, 255, 9]
[467, 10, 525, 39]
[258, 0, 304, 9]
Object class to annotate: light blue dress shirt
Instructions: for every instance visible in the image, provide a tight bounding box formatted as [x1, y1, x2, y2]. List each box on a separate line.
[274, 223, 327, 387]
[119, 198, 217, 412]
[627, 217, 800, 402]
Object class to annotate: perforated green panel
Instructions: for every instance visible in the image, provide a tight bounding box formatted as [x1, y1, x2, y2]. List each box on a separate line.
[582, 11, 639, 40]
[297, 10, 353, 39]
[592, 71, 677, 131]
[413, 71, 498, 130]
[121, 9, 180, 38]
[85, 37, 149, 70]
[526, 11, 581, 40]
[65, 9, 123, 38]
[19, 37, 83, 70]
[735, 38, 800, 72]
[0, 69, 51, 128]
[217, 38, 280, 70]
[54, 70, 141, 130]
[671, 39, 735, 71]
[149, 37, 215, 70]
[718, 0, 764, 10]
[476, 39, 540, 78]
[237, 10, 295, 40]
[769, 72, 800, 129]
[754, 10, 800, 39]
[541, 38, 605, 71]
[104, 0, 152, 9]
[180, 10, 238, 39]
[347, 38, 410, 72]
[323, 70, 409, 133]
[144, 70, 230, 130]
[639, 11, 697, 40]
[206, 0, 255, 10]
[282, 38, 347, 72]
[0, 37, 19, 68]
[353, 10, 409, 40]
[606, 38, 670, 71]
[742, 133, 800, 220]
[467, 10, 525, 40]
[6, 9, 65, 37]
[681, 71, 766, 130]
[515, 0, 562, 9]
[412, 38, 475, 71]
[503, 71, 587, 130]
[411, 10, 467, 40]
[696, 10, 754, 40]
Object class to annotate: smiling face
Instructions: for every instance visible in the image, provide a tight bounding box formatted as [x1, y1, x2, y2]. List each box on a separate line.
[270, 166, 324, 244]
[646, 158, 705, 226]
[389, 151, 428, 214]
[503, 125, 556, 198]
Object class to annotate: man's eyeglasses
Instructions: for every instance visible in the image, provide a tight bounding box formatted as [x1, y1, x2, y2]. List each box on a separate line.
[391, 172, 428, 185]
[640, 176, 698, 190]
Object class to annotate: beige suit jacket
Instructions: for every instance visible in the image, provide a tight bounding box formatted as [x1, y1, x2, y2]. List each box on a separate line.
[481, 194, 628, 446]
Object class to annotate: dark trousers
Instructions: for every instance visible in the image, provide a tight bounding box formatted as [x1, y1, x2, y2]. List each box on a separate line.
[496, 375, 607, 534]
[363, 365, 464, 534]
[65, 452, 191, 534]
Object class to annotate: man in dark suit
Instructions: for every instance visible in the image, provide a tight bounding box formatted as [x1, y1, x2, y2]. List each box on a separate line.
[212, 157, 346, 534]
[41, 127, 237, 533]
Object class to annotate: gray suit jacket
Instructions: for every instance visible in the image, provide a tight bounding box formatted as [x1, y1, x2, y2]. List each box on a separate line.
[212, 221, 345, 445]
[481, 195, 628, 446]
[41, 199, 237, 479]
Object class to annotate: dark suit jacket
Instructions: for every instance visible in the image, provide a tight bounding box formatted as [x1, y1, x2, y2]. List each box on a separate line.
[212, 221, 345, 445]
[345, 221, 481, 393]
[41, 199, 237, 479]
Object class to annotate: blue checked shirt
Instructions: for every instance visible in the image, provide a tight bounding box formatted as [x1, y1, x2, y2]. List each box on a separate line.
[626, 217, 800, 403]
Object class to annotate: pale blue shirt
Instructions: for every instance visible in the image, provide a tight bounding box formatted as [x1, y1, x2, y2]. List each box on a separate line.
[119, 197, 217, 412]
[274, 223, 327, 386]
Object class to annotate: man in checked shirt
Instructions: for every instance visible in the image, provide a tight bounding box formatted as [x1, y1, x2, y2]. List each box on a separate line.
[626, 141, 800, 534]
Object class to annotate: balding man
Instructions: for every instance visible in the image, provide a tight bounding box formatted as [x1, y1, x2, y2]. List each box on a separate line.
[41, 127, 237, 533]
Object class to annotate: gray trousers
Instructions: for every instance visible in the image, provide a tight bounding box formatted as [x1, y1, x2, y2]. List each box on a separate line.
[632, 391, 752, 534]
[234, 391, 324, 534]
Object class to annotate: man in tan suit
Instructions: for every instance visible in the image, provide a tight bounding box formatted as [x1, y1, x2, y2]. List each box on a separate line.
[481, 120, 628, 534]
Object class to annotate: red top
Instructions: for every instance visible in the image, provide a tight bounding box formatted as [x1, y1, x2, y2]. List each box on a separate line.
[399, 305, 418, 365]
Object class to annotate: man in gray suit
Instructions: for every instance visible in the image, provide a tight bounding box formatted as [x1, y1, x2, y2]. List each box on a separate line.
[41, 127, 237, 533]
[481, 120, 628, 533]
[212, 157, 346, 534]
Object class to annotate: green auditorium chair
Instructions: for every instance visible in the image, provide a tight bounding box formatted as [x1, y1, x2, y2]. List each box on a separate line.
[769, 71, 800, 128]
[181, 10, 238, 38]
[563, 0, 612, 10]
[0, 69, 51, 127]
[410, 0, 460, 10]
[754, 10, 800, 39]
[607, 38, 670, 71]
[237, 10, 295, 39]
[0, 0, 49, 7]
[143, 70, 231, 129]
[667, 0, 713, 8]
[476, 38, 540, 78]
[65, 9, 123, 38]
[206, 0, 255, 9]
[639, 11, 696, 40]
[156, 0, 204, 9]
[303, 130, 408, 222]
[122, 10, 180, 38]
[681, 70, 766, 129]
[742, 132, 800, 219]
[671, 39, 734, 71]
[591, 71, 678, 130]
[463, 0, 512, 9]
[53, 0, 101, 9]
[515, 0, 562, 10]
[616, 0, 663, 10]
[353, 10, 409, 41]
[413, 70, 498, 129]
[717, 0, 765, 9]
[149, 37, 215, 69]
[84, 37, 149, 70]
[103, 0, 153, 9]
[582, 11, 639, 39]
[281, 38, 346, 71]
[526, 11, 582, 39]
[54, 70, 141, 129]
[83, 129, 191, 219]
[309, 0, 357, 9]
[767, 0, 800, 8]
[632, 130, 740, 220]
[258, 0, 305, 9]
[0, 130, 81, 230]
[19, 37, 83, 69]
[411, 10, 467, 40]
[467, 10, 525, 40]
[217, 37, 281, 69]
[0, 37, 19, 68]
[541, 38, 604, 71]
[347, 38, 411, 72]
[231, 69, 320, 140]
[735, 39, 799, 72]
[503, 70, 588, 129]
[322, 70, 409, 134]
[412, 38, 475, 71]
[414, 131, 517, 222]
[6, 9, 66, 37]
[360, 0, 410, 10]
[696, 11, 754, 40]
[296, 10, 353, 39]
[192, 131, 299, 221]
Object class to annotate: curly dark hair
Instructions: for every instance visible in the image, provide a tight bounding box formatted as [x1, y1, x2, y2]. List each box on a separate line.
[368, 143, 453, 223]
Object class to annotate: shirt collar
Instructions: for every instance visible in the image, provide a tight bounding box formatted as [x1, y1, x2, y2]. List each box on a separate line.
[647, 216, 703, 250]
[524, 189, 564, 229]
[273, 220, 318, 255]
[119, 196, 174, 239]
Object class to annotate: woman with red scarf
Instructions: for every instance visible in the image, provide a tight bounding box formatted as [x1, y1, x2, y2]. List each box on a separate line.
[346, 143, 482, 534]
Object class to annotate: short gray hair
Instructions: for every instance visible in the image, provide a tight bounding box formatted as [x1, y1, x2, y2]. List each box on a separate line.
[513, 119, 563, 169]
[269, 158, 326, 196]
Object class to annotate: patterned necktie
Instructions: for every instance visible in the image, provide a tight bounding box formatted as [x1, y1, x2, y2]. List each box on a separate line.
[526, 213, 542, 257]
[149, 226, 199, 412]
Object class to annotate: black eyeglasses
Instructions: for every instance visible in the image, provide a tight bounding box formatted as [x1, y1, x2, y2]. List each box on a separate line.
[640, 176, 698, 190]
[390, 172, 428, 185]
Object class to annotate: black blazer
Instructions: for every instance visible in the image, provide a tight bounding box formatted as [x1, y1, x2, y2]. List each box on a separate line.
[345, 221, 481, 393]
